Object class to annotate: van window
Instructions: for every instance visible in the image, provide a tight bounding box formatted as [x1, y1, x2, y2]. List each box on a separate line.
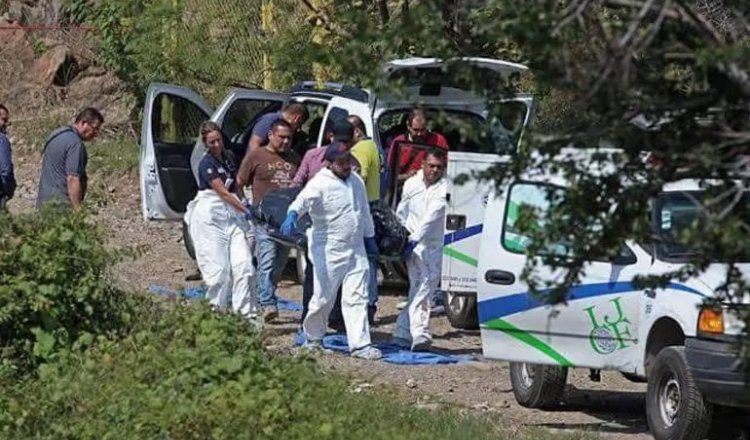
[502, 182, 570, 256]
[654, 190, 750, 262]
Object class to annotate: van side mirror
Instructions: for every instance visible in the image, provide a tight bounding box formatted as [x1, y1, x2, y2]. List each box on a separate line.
[610, 245, 637, 266]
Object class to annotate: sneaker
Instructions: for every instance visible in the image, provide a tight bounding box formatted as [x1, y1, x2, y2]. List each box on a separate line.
[411, 337, 432, 352]
[351, 345, 382, 360]
[396, 300, 408, 310]
[391, 337, 411, 349]
[262, 305, 279, 323]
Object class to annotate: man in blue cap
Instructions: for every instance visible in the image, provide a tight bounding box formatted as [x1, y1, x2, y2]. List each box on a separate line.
[281, 141, 382, 360]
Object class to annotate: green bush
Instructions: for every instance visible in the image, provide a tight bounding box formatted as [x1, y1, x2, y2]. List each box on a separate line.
[0, 208, 137, 373]
[0, 300, 506, 440]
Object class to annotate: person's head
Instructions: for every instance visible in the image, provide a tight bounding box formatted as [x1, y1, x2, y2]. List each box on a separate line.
[73, 107, 104, 141]
[406, 108, 429, 143]
[331, 119, 354, 146]
[347, 115, 367, 143]
[268, 119, 293, 153]
[422, 149, 446, 186]
[325, 141, 353, 180]
[0, 104, 9, 133]
[199, 121, 224, 157]
[281, 103, 309, 131]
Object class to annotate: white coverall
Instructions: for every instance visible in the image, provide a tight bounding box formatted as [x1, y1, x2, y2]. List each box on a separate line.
[185, 190, 258, 317]
[289, 168, 375, 351]
[394, 170, 447, 343]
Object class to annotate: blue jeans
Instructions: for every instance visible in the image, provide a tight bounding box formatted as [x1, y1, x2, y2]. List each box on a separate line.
[255, 227, 290, 308]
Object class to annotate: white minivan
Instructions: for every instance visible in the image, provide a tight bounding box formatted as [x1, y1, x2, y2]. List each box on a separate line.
[138, 57, 534, 288]
[475, 171, 750, 440]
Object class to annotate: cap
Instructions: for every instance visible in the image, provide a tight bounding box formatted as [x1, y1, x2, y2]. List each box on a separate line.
[324, 141, 352, 162]
[331, 119, 354, 142]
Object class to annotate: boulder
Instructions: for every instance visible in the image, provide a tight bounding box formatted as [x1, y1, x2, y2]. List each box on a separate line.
[66, 70, 136, 129]
[30, 44, 79, 86]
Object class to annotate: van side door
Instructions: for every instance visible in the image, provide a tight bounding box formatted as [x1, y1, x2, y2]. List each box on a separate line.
[477, 181, 642, 372]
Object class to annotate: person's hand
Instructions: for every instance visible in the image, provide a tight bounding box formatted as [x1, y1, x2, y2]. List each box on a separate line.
[280, 211, 299, 236]
[364, 236, 379, 258]
[401, 240, 418, 259]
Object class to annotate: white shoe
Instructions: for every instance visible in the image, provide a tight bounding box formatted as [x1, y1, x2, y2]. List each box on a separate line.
[411, 337, 432, 352]
[351, 345, 382, 360]
[396, 300, 408, 310]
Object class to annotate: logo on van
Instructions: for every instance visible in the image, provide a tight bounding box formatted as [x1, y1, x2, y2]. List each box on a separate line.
[583, 297, 632, 355]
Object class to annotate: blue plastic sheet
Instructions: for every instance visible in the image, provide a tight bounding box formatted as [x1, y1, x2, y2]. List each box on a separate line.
[295, 331, 477, 365]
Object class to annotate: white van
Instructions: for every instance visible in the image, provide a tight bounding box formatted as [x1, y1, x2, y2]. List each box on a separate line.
[475, 172, 750, 440]
[139, 58, 534, 287]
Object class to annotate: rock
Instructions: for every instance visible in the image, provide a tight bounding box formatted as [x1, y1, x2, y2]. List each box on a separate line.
[66, 70, 136, 129]
[0, 19, 35, 72]
[406, 378, 417, 389]
[30, 44, 79, 86]
[472, 402, 491, 412]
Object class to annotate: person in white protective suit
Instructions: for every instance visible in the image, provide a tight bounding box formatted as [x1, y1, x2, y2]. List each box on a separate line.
[185, 121, 258, 318]
[280, 141, 382, 360]
[392, 149, 448, 351]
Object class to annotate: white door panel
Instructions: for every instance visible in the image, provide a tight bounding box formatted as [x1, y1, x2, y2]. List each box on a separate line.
[140, 83, 212, 221]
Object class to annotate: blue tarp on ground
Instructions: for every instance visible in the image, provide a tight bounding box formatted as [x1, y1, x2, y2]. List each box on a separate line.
[294, 331, 477, 365]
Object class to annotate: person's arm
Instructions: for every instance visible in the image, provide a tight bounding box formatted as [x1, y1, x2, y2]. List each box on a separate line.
[247, 134, 264, 154]
[209, 178, 248, 215]
[67, 176, 83, 209]
[409, 186, 446, 243]
[288, 176, 320, 218]
[292, 151, 312, 187]
[65, 142, 86, 209]
[395, 181, 412, 223]
[361, 185, 376, 239]
[0, 136, 16, 199]
[352, 148, 369, 180]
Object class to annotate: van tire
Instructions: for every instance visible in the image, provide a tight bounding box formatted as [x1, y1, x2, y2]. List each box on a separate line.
[646, 346, 713, 440]
[509, 362, 568, 408]
[182, 220, 196, 260]
[444, 291, 479, 329]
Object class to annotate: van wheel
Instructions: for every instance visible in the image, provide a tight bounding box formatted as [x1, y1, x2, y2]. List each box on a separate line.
[444, 291, 479, 329]
[509, 362, 568, 408]
[646, 346, 713, 440]
[182, 220, 196, 260]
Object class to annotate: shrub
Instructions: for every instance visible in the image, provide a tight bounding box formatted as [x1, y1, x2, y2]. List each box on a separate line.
[0, 301, 505, 440]
[0, 207, 137, 373]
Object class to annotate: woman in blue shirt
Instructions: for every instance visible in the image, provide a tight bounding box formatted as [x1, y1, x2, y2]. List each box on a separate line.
[186, 121, 257, 319]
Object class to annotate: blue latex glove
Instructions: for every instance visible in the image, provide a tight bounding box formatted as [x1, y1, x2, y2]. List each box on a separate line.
[364, 236, 379, 257]
[401, 240, 418, 259]
[280, 211, 299, 236]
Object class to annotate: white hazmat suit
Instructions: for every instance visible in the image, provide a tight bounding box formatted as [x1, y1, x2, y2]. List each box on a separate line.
[395, 170, 447, 345]
[185, 186, 257, 317]
[289, 168, 375, 351]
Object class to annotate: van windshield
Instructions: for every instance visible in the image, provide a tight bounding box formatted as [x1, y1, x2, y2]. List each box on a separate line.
[653, 190, 750, 262]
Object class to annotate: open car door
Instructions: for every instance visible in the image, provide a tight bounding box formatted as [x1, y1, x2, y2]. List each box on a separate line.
[140, 83, 213, 221]
[189, 89, 287, 182]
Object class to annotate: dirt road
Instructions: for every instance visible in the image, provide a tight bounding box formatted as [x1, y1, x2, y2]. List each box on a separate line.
[8, 149, 748, 440]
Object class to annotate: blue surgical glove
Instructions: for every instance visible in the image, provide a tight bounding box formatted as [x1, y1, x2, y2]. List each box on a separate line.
[280, 210, 299, 236]
[364, 236, 379, 257]
[401, 240, 418, 259]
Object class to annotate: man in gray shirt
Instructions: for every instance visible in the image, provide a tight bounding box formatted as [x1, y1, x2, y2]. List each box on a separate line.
[37, 107, 103, 210]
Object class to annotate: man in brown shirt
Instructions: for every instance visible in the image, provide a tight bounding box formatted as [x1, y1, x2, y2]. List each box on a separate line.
[245, 119, 300, 322]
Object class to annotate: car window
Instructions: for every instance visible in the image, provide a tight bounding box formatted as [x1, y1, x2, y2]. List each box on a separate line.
[223, 99, 282, 142]
[152, 93, 207, 146]
[376, 106, 527, 155]
[502, 182, 570, 256]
